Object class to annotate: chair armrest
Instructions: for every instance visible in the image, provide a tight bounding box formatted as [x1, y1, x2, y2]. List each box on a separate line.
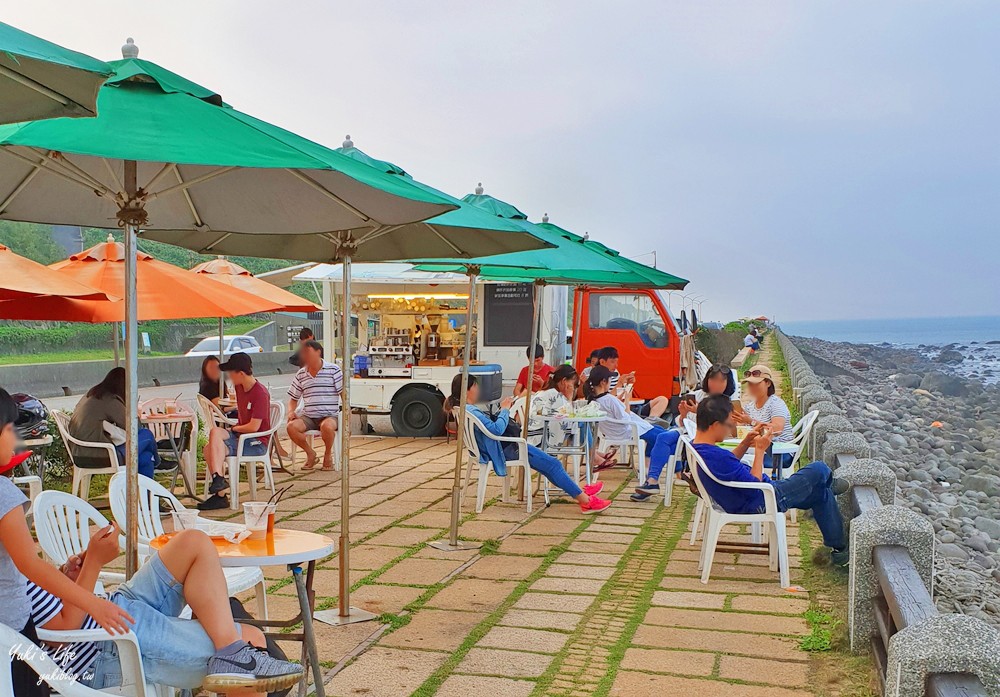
[720, 479, 780, 511]
[37, 628, 147, 695]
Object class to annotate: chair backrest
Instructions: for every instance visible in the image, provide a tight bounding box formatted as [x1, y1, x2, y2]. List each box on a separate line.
[267, 401, 285, 436]
[33, 490, 111, 564]
[109, 471, 185, 544]
[52, 410, 116, 462]
[197, 393, 231, 430]
[791, 410, 819, 445]
[681, 437, 720, 511]
[510, 397, 525, 425]
[462, 409, 482, 461]
[0, 623, 119, 697]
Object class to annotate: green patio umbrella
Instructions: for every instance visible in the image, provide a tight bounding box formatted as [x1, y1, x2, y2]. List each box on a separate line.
[0, 43, 470, 669]
[413, 187, 687, 547]
[0, 22, 113, 124]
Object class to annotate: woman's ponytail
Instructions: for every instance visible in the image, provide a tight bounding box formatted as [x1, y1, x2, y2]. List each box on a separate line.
[583, 365, 613, 402]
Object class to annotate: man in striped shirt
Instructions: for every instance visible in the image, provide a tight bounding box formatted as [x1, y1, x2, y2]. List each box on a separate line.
[27, 526, 302, 693]
[287, 340, 343, 471]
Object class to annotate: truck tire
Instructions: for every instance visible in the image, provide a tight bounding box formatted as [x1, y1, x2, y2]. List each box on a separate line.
[390, 388, 445, 437]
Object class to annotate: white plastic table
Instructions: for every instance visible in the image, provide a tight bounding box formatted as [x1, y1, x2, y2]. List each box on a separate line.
[151, 528, 334, 697]
[721, 439, 800, 480]
[17, 435, 53, 479]
[537, 414, 606, 486]
[141, 409, 198, 496]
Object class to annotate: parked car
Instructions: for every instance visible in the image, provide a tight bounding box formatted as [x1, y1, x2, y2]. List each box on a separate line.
[185, 335, 263, 358]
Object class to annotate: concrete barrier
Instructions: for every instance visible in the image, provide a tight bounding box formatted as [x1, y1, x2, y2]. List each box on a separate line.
[0, 352, 295, 398]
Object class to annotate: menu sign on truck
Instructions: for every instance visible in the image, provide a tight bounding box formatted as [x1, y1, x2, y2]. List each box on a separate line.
[484, 283, 535, 346]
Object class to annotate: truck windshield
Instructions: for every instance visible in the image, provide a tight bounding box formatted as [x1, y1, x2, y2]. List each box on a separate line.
[589, 293, 669, 348]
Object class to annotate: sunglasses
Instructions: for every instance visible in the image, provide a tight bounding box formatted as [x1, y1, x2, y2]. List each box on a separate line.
[744, 369, 768, 378]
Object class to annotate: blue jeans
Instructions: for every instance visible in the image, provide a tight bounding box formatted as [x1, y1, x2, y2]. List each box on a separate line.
[225, 431, 268, 457]
[84, 552, 243, 690]
[114, 427, 159, 479]
[504, 443, 582, 498]
[639, 426, 682, 481]
[772, 461, 846, 550]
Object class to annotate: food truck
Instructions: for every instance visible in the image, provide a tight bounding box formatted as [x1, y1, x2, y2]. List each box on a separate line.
[292, 264, 697, 437]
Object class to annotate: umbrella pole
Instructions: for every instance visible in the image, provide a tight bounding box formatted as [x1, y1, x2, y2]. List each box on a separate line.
[123, 161, 140, 579]
[518, 282, 543, 501]
[571, 288, 583, 369]
[430, 267, 481, 552]
[218, 317, 225, 400]
[316, 254, 375, 627]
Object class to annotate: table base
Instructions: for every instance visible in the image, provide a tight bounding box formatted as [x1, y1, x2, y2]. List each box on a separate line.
[313, 607, 378, 626]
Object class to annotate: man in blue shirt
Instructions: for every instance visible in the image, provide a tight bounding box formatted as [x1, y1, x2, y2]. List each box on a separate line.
[692, 394, 850, 565]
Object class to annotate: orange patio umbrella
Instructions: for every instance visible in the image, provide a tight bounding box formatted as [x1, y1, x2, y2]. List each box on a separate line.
[0, 243, 113, 302]
[0, 236, 283, 321]
[190, 257, 321, 313]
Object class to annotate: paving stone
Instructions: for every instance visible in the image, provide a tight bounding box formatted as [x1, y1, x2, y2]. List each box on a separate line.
[659, 575, 792, 597]
[651, 590, 727, 609]
[513, 592, 595, 614]
[730, 594, 810, 615]
[631, 625, 803, 660]
[435, 675, 536, 697]
[325, 647, 446, 697]
[365, 526, 438, 547]
[349, 584, 425, 615]
[565, 540, 630, 555]
[461, 555, 544, 581]
[610, 671, 811, 697]
[477, 626, 570, 654]
[425, 578, 518, 613]
[663, 559, 787, 582]
[459, 519, 522, 540]
[414, 546, 481, 561]
[348, 515, 397, 533]
[475, 506, 534, 523]
[402, 510, 454, 528]
[499, 609, 583, 631]
[516, 517, 581, 536]
[545, 563, 615, 580]
[555, 552, 622, 567]
[454, 646, 554, 678]
[376, 557, 468, 586]
[576, 531, 635, 544]
[719, 655, 810, 687]
[643, 607, 808, 635]
[530, 577, 604, 595]
[498, 534, 566, 556]
[380, 609, 487, 651]
[587, 522, 641, 535]
[620, 647, 715, 676]
[392, 489, 448, 503]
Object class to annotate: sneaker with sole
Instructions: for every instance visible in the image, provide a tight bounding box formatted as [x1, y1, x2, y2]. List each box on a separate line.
[580, 496, 612, 514]
[204, 643, 303, 693]
[197, 494, 230, 511]
[635, 482, 660, 495]
[582, 481, 605, 497]
[830, 547, 850, 567]
[629, 491, 653, 502]
[209, 473, 230, 494]
[832, 478, 851, 496]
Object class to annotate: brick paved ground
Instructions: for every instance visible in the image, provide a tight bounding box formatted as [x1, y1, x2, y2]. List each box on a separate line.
[121, 336, 834, 696]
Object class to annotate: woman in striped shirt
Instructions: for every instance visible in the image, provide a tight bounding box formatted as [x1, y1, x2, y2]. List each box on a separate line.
[733, 365, 794, 474]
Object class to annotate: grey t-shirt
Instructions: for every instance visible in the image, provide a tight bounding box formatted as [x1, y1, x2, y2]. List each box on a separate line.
[0, 476, 30, 630]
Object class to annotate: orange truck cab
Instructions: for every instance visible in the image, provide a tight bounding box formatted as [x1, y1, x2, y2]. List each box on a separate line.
[573, 288, 683, 399]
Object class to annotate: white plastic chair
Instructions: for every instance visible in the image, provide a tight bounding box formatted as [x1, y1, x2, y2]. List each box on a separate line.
[460, 410, 547, 513]
[32, 490, 125, 592]
[52, 410, 121, 503]
[510, 397, 544, 447]
[0, 623, 168, 697]
[106, 472, 268, 619]
[595, 416, 647, 483]
[287, 413, 342, 471]
[683, 437, 790, 588]
[221, 401, 284, 510]
[13, 475, 41, 512]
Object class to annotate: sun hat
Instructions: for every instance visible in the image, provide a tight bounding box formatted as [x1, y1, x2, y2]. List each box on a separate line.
[742, 365, 775, 384]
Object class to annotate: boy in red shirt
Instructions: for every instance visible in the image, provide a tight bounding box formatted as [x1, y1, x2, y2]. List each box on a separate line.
[513, 344, 554, 397]
[199, 353, 271, 511]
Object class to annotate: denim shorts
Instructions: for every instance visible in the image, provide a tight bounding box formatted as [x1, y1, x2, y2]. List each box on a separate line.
[82, 552, 241, 690]
[225, 430, 268, 457]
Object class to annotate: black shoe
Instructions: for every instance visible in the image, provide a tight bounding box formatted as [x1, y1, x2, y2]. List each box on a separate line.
[832, 478, 851, 496]
[830, 547, 850, 566]
[635, 482, 661, 495]
[209, 473, 230, 494]
[630, 491, 653, 502]
[197, 494, 230, 511]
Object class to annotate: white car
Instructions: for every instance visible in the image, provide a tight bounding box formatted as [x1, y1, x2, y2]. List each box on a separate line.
[185, 335, 263, 358]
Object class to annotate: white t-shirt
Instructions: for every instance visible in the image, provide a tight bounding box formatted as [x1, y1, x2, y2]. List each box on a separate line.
[743, 394, 794, 442]
[595, 393, 652, 441]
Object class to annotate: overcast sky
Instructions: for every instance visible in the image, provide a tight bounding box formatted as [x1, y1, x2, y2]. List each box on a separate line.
[7, 1, 999, 322]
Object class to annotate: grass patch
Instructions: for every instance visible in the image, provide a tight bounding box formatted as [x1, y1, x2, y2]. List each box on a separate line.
[800, 608, 838, 651]
[478, 538, 500, 555]
[376, 612, 412, 631]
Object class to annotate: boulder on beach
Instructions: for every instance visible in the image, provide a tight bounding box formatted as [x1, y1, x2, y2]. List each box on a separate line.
[936, 349, 965, 364]
[920, 371, 968, 397]
[893, 373, 922, 389]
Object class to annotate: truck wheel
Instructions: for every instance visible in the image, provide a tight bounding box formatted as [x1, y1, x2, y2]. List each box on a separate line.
[390, 389, 445, 437]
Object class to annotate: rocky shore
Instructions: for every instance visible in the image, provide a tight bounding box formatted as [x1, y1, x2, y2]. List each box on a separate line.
[789, 335, 1000, 625]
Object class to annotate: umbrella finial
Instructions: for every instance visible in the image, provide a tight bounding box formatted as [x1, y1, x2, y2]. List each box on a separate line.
[343, 135, 354, 148]
[583, 232, 590, 240]
[121, 37, 139, 59]
[542, 213, 549, 223]
[475, 182, 484, 195]
[106, 232, 115, 243]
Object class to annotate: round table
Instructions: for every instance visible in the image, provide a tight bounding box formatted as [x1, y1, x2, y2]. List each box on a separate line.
[537, 414, 606, 486]
[151, 528, 334, 697]
[141, 410, 198, 497]
[17, 434, 52, 479]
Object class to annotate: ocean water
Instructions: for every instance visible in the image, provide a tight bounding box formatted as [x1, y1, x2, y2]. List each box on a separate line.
[781, 316, 1000, 347]
[781, 315, 1000, 384]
